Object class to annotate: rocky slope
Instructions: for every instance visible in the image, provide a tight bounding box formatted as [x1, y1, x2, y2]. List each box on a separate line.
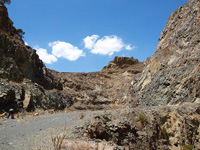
[80, 0, 200, 149]
[51, 56, 144, 109]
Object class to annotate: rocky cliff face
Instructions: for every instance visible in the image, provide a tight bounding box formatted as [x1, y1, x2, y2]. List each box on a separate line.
[0, 2, 62, 90]
[135, 0, 200, 106]
[0, 2, 71, 112]
[82, 0, 200, 149]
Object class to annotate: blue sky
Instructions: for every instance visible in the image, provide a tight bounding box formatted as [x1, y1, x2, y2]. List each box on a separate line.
[7, 0, 187, 72]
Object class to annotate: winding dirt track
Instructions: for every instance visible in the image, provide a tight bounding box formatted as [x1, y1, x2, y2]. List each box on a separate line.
[0, 110, 103, 150]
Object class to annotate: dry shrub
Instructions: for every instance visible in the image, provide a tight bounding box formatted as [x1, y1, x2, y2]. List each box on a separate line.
[52, 134, 66, 150]
[80, 112, 85, 119]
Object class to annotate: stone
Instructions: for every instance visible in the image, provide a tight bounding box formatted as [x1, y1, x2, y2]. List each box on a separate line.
[33, 113, 39, 116]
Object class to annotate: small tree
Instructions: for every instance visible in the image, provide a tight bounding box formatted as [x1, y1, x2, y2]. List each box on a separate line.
[17, 28, 25, 37]
[0, 0, 11, 4]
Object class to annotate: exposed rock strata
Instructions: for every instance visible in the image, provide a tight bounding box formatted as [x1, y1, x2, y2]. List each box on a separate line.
[135, 0, 200, 106]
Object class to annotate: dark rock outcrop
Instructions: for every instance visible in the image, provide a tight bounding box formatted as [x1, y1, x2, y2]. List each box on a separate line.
[0, 2, 69, 112]
[0, 2, 62, 90]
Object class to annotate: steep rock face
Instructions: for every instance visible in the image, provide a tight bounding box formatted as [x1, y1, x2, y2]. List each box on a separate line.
[0, 2, 62, 90]
[136, 0, 200, 106]
[0, 35, 63, 90]
[0, 3, 70, 112]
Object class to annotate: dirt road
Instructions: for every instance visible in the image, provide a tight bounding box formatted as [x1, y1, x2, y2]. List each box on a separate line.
[0, 110, 103, 150]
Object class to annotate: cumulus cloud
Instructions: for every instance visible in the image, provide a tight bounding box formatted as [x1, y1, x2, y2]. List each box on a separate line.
[83, 35, 134, 56]
[49, 41, 85, 61]
[34, 46, 57, 64]
[83, 35, 99, 49]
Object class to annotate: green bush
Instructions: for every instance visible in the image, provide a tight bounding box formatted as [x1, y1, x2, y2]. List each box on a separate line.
[16, 28, 25, 36]
[182, 144, 192, 150]
[139, 113, 147, 125]
[162, 127, 170, 142]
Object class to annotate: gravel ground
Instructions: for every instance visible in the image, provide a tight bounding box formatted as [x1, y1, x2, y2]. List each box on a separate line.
[0, 110, 103, 150]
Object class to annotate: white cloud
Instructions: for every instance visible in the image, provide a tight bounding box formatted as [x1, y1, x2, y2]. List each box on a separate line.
[125, 44, 134, 50]
[83, 35, 99, 49]
[25, 42, 28, 46]
[49, 41, 85, 61]
[34, 46, 57, 64]
[84, 35, 134, 56]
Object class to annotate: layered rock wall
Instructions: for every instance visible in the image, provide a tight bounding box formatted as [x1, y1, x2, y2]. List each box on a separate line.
[136, 0, 200, 106]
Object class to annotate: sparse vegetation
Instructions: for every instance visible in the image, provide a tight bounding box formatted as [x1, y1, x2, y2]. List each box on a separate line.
[181, 144, 193, 150]
[139, 113, 147, 125]
[162, 126, 170, 142]
[16, 28, 25, 36]
[51, 134, 66, 150]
